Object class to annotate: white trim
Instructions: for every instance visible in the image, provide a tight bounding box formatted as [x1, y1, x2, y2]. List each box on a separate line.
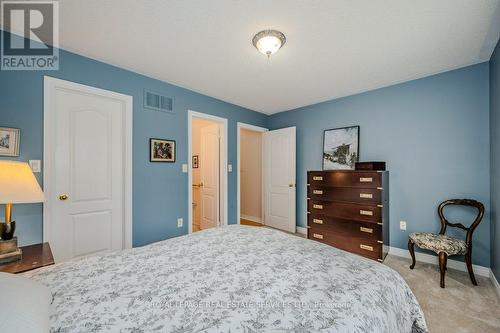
[236, 122, 268, 226]
[490, 270, 500, 300]
[388, 246, 490, 277]
[188, 110, 228, 234]
[43, 76, 133, 249]
[296, 226, 307, 235]
[240, 214, 262, 224]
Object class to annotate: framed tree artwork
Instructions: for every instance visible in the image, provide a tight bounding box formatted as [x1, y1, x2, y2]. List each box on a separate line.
[323, 126, 359, 170]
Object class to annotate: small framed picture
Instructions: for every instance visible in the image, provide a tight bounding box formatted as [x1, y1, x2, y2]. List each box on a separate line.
[323, 125, 359, 170]
[0, 127, 20, 157]
[150, 138, 175, 162]
[192, 155, 199, 168]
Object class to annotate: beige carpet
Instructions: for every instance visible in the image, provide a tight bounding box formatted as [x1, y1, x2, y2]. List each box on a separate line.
[384, 255, 500, 333]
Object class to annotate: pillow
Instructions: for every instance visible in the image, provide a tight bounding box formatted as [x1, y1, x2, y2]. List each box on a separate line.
[0, 272, 50, 333]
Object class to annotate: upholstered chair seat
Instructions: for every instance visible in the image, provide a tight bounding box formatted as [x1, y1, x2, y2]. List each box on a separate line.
[409, 232, 467, 256]
[407, 198, 484, 288]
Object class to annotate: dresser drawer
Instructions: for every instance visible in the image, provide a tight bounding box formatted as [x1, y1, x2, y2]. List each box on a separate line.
[308, 225, 382, 260]
[308, 215, 382, 242]
[308, 171, 382, 188]
[308, 186, 381, 204]
[308, 200, 382, 223]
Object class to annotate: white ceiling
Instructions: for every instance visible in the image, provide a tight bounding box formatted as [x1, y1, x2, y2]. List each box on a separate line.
[35, 1, 500, 113]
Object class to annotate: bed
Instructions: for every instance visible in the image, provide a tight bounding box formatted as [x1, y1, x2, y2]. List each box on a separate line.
[23, 225, 427, 332]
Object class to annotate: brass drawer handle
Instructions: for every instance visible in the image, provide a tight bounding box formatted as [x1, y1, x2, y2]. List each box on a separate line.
[360, 244, 373, 251]
[313, 176, 323, 181]
[359, 227, 373, 234]
[313, 204, 323, 210]
[360, 210, 373, 216]
[359, 177, 373, 183]
[313, 233, 323, 239]
[313, 190, 323, 195]
[313, 218, 323, 224]
[359, 193, 373, 199]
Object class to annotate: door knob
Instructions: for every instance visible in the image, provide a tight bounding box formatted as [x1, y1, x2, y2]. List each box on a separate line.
[59, 194, 69, 201]
[289, 183, 295, 187]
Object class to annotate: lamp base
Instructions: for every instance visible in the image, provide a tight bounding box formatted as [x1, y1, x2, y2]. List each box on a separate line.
[0, 237, 22, 264]
[0, 221, 16, 240]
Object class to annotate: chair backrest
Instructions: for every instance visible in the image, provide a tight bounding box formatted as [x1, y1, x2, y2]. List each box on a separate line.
[437, 199, 484, 246]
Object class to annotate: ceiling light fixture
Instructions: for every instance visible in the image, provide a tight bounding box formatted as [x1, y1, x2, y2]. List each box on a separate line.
[252, 29, 286, 58]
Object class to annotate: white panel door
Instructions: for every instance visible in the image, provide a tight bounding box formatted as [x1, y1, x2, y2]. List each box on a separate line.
[200, 124, 220, 230]
[263, 127, 296, 233]
[48, 80, 128, 262]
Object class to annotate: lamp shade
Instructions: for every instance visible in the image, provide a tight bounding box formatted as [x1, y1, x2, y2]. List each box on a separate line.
[0, 160, 45, 204]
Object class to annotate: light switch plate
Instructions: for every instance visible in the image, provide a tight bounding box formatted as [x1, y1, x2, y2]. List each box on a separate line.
[29, 160, 41, 173]
[177, 218, 183, 227]
[182, 164, 188, 173]
[400, 221, 407, 230]
[228, 164, 232, 172]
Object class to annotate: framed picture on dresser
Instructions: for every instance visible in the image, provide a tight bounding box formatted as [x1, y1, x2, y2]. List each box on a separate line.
[323, 126, 359, 170]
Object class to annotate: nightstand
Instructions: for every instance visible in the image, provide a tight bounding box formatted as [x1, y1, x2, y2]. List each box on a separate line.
[0, 243, 54, 274]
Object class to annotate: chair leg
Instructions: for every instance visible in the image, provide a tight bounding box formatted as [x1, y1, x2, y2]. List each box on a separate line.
[465, 252, 477, 286]
[438, 252, 447, 288]
[408, 239, 416, 269]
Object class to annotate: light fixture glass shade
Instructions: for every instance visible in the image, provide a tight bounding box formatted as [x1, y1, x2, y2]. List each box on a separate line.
[252, 30, 286, 57]
[0, 160, 45, 204]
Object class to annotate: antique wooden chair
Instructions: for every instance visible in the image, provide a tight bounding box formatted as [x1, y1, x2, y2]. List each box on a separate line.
[407, 199, 484, 288]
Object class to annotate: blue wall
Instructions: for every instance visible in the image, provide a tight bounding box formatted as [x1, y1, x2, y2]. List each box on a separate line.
[268, 63, 491, 266]
[0, 29, 494, 267]
[0, 31, 267, 247]
[491, 40, 500, 280]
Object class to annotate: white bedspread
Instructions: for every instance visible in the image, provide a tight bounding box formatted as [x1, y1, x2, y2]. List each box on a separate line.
[23, 225, 427, 332]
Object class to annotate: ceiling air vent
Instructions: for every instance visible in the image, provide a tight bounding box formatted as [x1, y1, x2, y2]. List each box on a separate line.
[144, 89, 173, 113]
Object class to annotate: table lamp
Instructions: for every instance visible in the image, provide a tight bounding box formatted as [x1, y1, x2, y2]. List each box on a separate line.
[0, 160, 45, 264]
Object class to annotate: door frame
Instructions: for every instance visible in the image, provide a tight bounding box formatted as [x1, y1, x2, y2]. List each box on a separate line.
[188, 110, 228, 234]
[43, 76, 133, 249]
[237, 122, 268, 225]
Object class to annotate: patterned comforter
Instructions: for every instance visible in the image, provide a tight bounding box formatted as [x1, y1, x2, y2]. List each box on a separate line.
[23, 225, 427, 333]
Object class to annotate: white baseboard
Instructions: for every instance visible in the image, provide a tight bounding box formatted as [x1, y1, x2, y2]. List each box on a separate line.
[296, 226, 307, 235]
[240, 215, 262, 224]
[388, 246, 490, 278]
[491, 270, 500, 300]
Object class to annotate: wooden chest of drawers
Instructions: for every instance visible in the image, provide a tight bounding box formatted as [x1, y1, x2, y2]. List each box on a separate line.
[307, 170, 389, 262]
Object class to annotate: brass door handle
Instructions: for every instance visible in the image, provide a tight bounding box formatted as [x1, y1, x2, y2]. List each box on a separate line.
[289, 183, 295, 187]
[59, 194, 69, 201]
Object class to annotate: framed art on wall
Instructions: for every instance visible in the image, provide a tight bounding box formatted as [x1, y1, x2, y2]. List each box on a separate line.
[323, 126, 359, 170]
[0, 127, 20, 157]
[150, 138, 176, 162]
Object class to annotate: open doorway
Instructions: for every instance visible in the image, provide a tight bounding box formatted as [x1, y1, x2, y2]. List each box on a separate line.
[238, 124, 297, 234]
[237, 123, 268, 227]
[188, 111, 228, 234]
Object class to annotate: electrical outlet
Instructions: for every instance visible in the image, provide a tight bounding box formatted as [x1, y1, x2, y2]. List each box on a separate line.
[177, 218, 183, 227]
[400, 221, 407, 230]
